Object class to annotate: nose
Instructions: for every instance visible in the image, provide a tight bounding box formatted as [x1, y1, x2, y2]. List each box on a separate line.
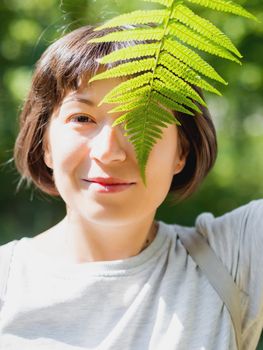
[89, 123, 127, 164]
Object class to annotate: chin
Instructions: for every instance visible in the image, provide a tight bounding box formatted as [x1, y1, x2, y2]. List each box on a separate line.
[76, 205, 129, 221]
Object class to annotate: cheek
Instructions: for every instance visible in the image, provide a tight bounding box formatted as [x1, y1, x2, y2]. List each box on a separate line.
[49, 127, 89, 174]
[146, 130, 178, 182]
[142, 138, 178, 206]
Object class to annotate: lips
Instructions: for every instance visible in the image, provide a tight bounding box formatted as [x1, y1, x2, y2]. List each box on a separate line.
[86, 177, 135, 185]
[81, 177, 136, 194]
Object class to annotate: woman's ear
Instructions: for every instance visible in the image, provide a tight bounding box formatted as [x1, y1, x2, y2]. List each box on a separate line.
[173, 156, 186, 175]
[44, 150, 53, 169]
[43, 132, 53, 169]
[173, 129, 189, 175]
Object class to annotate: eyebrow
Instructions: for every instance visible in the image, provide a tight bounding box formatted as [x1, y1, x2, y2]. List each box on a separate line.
[61, 97, 95, 107]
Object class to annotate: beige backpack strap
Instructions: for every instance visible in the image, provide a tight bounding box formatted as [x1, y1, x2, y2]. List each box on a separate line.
[0, 240, 18, 309]
[177, 227, 242, 350]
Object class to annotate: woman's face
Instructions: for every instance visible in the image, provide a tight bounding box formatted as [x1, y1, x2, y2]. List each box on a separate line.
[44, 77, 186, 225]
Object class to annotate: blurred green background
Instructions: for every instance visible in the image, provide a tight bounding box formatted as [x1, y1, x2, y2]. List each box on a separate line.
[0, 0, 262, 347]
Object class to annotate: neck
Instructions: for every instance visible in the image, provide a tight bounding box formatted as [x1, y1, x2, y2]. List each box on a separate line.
[57, 212, 158, 263]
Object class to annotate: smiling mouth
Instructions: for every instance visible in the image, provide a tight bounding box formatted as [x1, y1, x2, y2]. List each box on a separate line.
[83, 177, 136, 185]
[84, 180, 133, 186]
[82, 180, 135, 193]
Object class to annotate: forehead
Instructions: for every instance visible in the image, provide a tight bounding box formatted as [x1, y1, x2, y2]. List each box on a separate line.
[60, 76, 125, 107]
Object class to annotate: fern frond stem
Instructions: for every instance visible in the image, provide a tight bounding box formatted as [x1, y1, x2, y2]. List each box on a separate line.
[135, 2, 182, 181]
[146, 1, 180, 119]
[134, 3, 174, 175]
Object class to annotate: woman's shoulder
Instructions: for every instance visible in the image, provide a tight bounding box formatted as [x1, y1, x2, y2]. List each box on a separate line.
[195, 198, 263, 240]
[0, 239, 19, 254]
[186, 199, 263, 331]
[192, 198, 263, 264]
[192, 199, 263, 298]
[0, 220, 66, 260]
[198, 198, 263, 223]
[0, 239, 20, 306]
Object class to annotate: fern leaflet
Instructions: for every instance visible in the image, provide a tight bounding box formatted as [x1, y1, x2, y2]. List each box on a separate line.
[186, 0, 258, 20]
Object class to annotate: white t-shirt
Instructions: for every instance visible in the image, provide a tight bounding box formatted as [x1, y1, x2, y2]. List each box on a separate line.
[0, 200, 263, 350]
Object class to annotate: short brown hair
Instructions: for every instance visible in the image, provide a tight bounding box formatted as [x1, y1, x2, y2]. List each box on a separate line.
[14, 24, 217, 200]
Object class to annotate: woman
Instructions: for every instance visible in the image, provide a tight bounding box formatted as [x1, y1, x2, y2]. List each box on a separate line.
[0, 25, 262, 350]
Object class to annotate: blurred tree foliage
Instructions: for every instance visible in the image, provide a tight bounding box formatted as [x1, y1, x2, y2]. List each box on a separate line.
[0, 0, 263, 347]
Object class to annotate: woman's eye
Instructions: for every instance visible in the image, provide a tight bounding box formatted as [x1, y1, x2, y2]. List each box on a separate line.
[70, 114, 94, 124]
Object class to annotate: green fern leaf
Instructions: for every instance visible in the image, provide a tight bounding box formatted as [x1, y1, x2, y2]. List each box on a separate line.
[128, 125, 164, 140]
[99, 72, 152, 104]
[87, 0, 256, 185]
[121, 102, 177, 126]
[108, 98, 148, 113]
[98, 43, 159, 64]
[88, 28, 164, 43]
[159, 51, 222, 94]
[146, 110, 175, 127]
[153, 79, 202, 113]
[127, 128, 153, 182]
[89, 58, 155, 82]
[142, 0, 175, 7]
[172, 4, 242, 57]
[142, 0, 174, 7]
[94, 10, 168, 30]
[112, 114, 128, 127]
[111, 109, 145, 126]
[148, 102, 179, 124]
[162, 39, 227, 84]
[168, 22, 241, 63]
[114, 106, 170, 183]
[155, 66, 207, 106]
[132, 125, 164, 137]
[186, 0, 258, 21]
[119, 103, 178, 126]
[125, 114, 169, 129]
[151, 90, 194, 116]
[124, 106, 178, 182]
[103, 85, 151, 104]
